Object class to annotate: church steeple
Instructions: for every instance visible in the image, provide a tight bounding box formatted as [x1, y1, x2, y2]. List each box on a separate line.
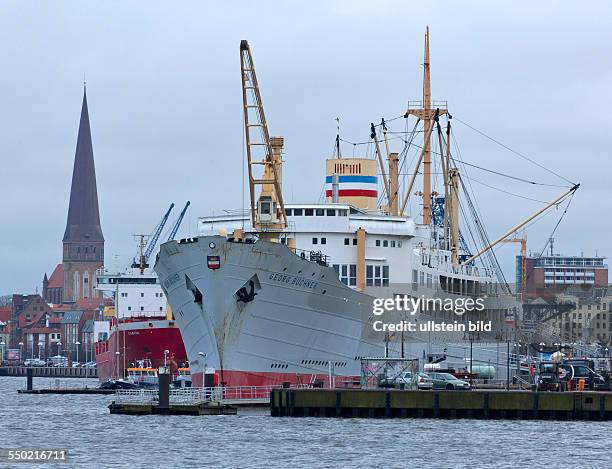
[63, 87, 104, 243]
[62, 87, 104, 303]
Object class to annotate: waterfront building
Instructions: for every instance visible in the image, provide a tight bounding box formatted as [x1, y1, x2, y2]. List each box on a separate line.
[517, 250, 608, 299]
[549, 294, 612, 346]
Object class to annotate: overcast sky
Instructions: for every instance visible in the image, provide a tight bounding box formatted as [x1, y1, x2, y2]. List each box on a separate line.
[1, 1, 611, 294]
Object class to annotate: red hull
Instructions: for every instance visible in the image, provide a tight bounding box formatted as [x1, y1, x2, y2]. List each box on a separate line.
[94, 321, 187, 382]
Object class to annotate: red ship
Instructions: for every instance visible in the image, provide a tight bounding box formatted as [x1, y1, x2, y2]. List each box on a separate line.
[94, 315, 187, 382]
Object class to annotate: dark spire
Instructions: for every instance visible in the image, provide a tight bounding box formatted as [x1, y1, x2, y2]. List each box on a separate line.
[63, 88, 104, 243]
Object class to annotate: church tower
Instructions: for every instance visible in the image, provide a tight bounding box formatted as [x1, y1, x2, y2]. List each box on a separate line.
[62, 87, 104, 303]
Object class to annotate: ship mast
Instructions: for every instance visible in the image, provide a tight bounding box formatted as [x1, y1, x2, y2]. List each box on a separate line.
[240, 40, 287, 235]
[406, 27, 447, 225]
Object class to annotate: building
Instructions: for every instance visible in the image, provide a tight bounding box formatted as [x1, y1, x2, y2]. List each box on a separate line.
[42, 264, 64, 305]
[61, 310, 95, 362]
[61, 88, 104, 303]
[549, 295, 611, 346]
[518, 252, 608, 299]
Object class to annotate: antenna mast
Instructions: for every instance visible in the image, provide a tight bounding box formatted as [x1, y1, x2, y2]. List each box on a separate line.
[240, 40, 287, 234]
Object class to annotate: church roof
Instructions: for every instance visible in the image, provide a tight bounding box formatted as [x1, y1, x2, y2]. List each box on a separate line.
[63, 89, 104, 243]
[47, 264, 64, 289]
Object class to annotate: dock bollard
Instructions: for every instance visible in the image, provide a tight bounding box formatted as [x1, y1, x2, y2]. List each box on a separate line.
[26, 367, 33, 391]
[158, 366, 170, 409]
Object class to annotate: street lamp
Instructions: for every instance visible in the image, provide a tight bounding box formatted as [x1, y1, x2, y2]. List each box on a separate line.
[75, 341, 81, 364]
[18, 342, 24, 363]
[37, 341, 44, 360]
[163, 349, 170, 367]
[56, 341, 62, 359]
[0, 340, 5, 364]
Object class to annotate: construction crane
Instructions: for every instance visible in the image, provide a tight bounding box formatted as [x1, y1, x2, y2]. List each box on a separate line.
[132, 203, 175, 273]
[240, 40, 287, 236]
[167, 201, 191, 241]
[500, 232, 528, 298]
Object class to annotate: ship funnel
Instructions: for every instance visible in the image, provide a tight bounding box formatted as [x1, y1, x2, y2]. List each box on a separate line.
[325, 158, 378, 211]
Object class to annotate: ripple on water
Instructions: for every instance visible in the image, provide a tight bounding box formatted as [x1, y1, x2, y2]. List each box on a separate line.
[2, 377, 611, 469]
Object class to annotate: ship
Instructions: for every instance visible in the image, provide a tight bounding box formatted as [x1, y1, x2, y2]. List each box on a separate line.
[93, 266, 187, 383]
[154, 33, 579, 388]
[94, 203, 191, 383]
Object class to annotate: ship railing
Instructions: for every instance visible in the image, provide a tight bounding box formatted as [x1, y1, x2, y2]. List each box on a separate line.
[113, 385, 286, 404]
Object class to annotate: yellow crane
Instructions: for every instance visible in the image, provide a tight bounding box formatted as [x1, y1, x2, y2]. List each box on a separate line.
[240, 40, 287, 235]
[500, 233, 528, 297]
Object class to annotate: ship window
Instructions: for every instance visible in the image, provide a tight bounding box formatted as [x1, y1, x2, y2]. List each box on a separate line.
[338, 209, 348, 216]
[344, 238, 349, 245]
[352, 239, 357, 246]
[341, 265, 348, 285]
[316, 209, 324, 216]
[326, 209, 335, 216]
[333, 264, 340, 278]
[285, 209, 293, 216]
[312, 238, 318, 245]
[383, 240, 389, 247]
[159, 307, 163, 311]
[376, 240, 381, 247]
[383, 266, 389, 286]
[391, 241, 396, 248]
[85, 247, 88, 253]
[366, 265, 373, 286]
[349, 264, 357, 286]
[128, 306, 131, 311]
[294, 208, 303, 216]
[374, 266, 381, 286]
[305, 209, 314, 216]
[321, 238, 327, 245]
[398, 241, 402, 248]
[84, 277, 88, 284]
[141, 306, 144, 311]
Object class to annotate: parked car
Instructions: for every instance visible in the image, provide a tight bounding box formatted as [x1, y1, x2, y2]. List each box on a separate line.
[24, 358, 46, 367]
[428, 372, 470, 390]
[396, 371, 434, 389]
[47, 355, 68, 367]
[83, 361, 97, 368]
[71, 361, 82, 368]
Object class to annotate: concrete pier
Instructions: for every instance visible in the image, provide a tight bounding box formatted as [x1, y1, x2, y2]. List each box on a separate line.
[270, 389, 612, 420]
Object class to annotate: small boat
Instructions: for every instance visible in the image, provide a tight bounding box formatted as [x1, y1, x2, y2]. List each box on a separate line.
[125, 359, 159, 388]
[172, 367, 192, 388]
[99, 379, 140, 390]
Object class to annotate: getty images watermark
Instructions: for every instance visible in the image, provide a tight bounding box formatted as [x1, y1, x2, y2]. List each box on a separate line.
[371, 295, 493, 333]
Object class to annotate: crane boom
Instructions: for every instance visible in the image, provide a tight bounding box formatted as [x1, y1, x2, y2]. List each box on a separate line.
[144, 203, 175, 262]
[167, 201, 191, 241]
[240, 40, 287, 234]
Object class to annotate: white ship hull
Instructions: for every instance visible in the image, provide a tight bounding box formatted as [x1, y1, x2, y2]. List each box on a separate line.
[155, 235, 516, 387]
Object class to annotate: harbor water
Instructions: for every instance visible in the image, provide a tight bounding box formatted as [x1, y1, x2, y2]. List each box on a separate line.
[2, 377, 611, 468]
